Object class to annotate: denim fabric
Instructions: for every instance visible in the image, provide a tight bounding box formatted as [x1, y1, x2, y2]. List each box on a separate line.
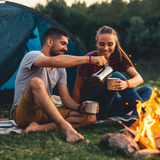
[87, 71, 153, 120]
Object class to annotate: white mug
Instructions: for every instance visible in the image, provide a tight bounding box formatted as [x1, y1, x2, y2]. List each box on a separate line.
[83, 100, 98, 114]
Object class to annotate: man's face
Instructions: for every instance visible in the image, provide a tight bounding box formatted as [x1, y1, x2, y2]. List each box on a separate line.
[50, 36, 68, 56]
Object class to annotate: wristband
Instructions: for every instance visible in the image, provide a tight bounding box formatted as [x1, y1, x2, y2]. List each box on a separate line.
[77, 105, 82, 114]
[125, 80, 130, 88]
[88, 55, 91, 65]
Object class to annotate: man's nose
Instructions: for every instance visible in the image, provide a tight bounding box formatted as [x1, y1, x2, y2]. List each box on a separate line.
[64, 45, 68, 51]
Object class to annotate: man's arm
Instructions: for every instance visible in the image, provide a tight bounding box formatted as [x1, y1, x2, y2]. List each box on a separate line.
[72, 74, 84, 103]
[57, 84, 80, 111]
[33, 55, 107, 68]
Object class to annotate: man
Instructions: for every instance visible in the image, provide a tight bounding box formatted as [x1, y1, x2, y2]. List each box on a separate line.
[10, 27, 107, 142]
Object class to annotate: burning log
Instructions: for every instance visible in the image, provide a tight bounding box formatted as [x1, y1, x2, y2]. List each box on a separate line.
[99, 119, 160, 157]
[99, 89, 160, 158]
[99, 133, 113, 147]
[134, 149, 160, 158]
[108, 132, 139, 157]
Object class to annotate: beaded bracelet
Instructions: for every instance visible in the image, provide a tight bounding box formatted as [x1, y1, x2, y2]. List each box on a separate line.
[125, 80, 130, 88]
[88, 55, 91, 65]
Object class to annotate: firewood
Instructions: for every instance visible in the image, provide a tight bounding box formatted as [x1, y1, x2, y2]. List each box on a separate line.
[139, 136, 154, 149]
[99, 133, 113, 147]
[118, 121, 136, 136]
[134, 149, 160, 158]
[108, 133, 139, 157]
[134, 120, 145, 142]
[154, 130, 160, 139]
[155, 138, 160, 149]
[123, 130, 135, 139]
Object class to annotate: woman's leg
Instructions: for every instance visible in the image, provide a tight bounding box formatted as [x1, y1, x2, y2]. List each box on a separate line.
[108, 72, 153, 118]
[86, 71, 125, 120]
[87, 80, 116, 120]
[130, 86, 153, 117]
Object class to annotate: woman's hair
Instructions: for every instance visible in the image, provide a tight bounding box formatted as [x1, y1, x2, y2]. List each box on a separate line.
[95, 26, 134, 67]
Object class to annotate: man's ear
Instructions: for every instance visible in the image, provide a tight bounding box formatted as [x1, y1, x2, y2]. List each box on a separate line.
[47, 38, 53, 47]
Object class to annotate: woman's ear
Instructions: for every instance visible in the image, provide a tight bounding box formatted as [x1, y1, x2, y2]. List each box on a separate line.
[95, 42, 98, 48]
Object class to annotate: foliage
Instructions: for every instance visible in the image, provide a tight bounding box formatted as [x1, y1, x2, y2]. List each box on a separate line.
[34, 0, 160, 59]
[33, 0, 160, 82]
[148, 78, 160, 88]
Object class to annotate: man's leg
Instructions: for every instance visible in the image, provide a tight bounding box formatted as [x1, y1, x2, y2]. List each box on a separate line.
[66, 111, 97, 128]
[22, 77, 84, 142]
[22, 111, 97, 133]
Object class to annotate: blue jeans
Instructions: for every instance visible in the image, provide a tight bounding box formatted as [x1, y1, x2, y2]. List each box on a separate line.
[87, 71, 153, 120]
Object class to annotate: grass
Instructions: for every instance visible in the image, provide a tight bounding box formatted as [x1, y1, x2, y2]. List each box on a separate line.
[0, 105, 126, 160]
[0, 81, 160, 160]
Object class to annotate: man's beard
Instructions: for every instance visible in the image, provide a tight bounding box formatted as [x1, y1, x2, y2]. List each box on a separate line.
[50, 45, 59, 57]
[49, 44, 66, 57]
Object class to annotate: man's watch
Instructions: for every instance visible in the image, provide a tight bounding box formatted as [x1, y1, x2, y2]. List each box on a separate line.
[77, 105, 82, 114]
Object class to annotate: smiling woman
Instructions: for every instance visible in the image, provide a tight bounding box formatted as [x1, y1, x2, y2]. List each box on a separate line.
[72, 25, 153, 122]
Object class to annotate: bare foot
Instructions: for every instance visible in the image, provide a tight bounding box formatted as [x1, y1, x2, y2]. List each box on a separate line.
[22, 121, 41, 134]
[22, 122, 84, 143]
[63, 123, 84, 142]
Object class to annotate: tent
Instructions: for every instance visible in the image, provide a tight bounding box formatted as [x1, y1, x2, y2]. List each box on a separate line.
[0, 1, 88, 94]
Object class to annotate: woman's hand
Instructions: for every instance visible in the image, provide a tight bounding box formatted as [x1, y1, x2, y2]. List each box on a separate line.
[113, 79, 128, 90]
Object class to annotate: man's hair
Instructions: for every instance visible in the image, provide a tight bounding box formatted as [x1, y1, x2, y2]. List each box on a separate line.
[43, 27, 69, 45]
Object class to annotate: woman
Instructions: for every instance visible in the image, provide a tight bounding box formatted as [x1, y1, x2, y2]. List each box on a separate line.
[73, 26, 153, 120]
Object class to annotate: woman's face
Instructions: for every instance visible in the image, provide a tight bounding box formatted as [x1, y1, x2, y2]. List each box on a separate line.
[96, 33, 116, 59]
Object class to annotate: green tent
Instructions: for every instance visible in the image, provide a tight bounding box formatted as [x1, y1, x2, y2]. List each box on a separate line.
[0, 1, 88, 94]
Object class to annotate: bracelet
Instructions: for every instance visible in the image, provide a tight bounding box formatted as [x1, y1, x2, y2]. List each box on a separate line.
[77, 105, 82, 114]
[88, 55, 91, 65]
[125, 80, 130, 88]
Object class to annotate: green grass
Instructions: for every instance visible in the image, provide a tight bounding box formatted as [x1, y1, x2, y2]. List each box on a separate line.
[0, 80, 160, 160]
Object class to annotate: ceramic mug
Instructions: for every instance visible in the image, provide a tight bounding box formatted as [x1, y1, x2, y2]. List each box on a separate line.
[107, 77, 119, 90]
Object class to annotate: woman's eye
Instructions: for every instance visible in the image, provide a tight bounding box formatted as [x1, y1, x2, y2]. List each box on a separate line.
[108, 42, 113, 46]
[99, 43, 104, 46]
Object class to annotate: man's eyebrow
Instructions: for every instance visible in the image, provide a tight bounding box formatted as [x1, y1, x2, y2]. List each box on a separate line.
[61, 41, 68, 44]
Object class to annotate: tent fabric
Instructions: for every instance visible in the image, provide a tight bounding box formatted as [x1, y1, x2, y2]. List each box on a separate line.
[0, 1, 88, 93]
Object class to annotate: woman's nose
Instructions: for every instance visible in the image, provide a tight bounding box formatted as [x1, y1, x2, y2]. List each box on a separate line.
[103, 45, 108, 50]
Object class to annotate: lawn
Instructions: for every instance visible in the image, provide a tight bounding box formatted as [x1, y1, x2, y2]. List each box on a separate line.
[0, 82, 160, 160]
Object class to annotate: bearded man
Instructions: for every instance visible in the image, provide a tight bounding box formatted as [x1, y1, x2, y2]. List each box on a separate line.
[10, 27, 107, 142]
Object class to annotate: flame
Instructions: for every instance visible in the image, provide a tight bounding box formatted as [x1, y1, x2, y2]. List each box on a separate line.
[135, 88, 160, 149]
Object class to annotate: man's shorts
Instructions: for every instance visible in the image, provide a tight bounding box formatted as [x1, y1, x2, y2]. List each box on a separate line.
[13, 95, 71, 128]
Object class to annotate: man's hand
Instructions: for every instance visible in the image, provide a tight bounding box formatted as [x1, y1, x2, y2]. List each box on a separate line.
[91, 56, 107, 66]
[77, 104, 99, 115]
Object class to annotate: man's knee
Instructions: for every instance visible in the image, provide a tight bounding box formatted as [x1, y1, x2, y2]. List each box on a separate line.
[85, 114, 97, 125]
[29, 77, 45, 91]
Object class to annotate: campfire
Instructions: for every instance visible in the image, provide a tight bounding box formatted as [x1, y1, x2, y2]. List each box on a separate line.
[134, 87, 160, 150]
[100, 88, 160, 158]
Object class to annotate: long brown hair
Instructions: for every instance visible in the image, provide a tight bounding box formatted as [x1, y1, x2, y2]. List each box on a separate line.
[95, 26, 134, 67]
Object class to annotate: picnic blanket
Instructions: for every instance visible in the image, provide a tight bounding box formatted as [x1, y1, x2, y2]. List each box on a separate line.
[0, 95, 62, 135]
[0, 116, 115, 135]
[0, 117, 23, 134]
